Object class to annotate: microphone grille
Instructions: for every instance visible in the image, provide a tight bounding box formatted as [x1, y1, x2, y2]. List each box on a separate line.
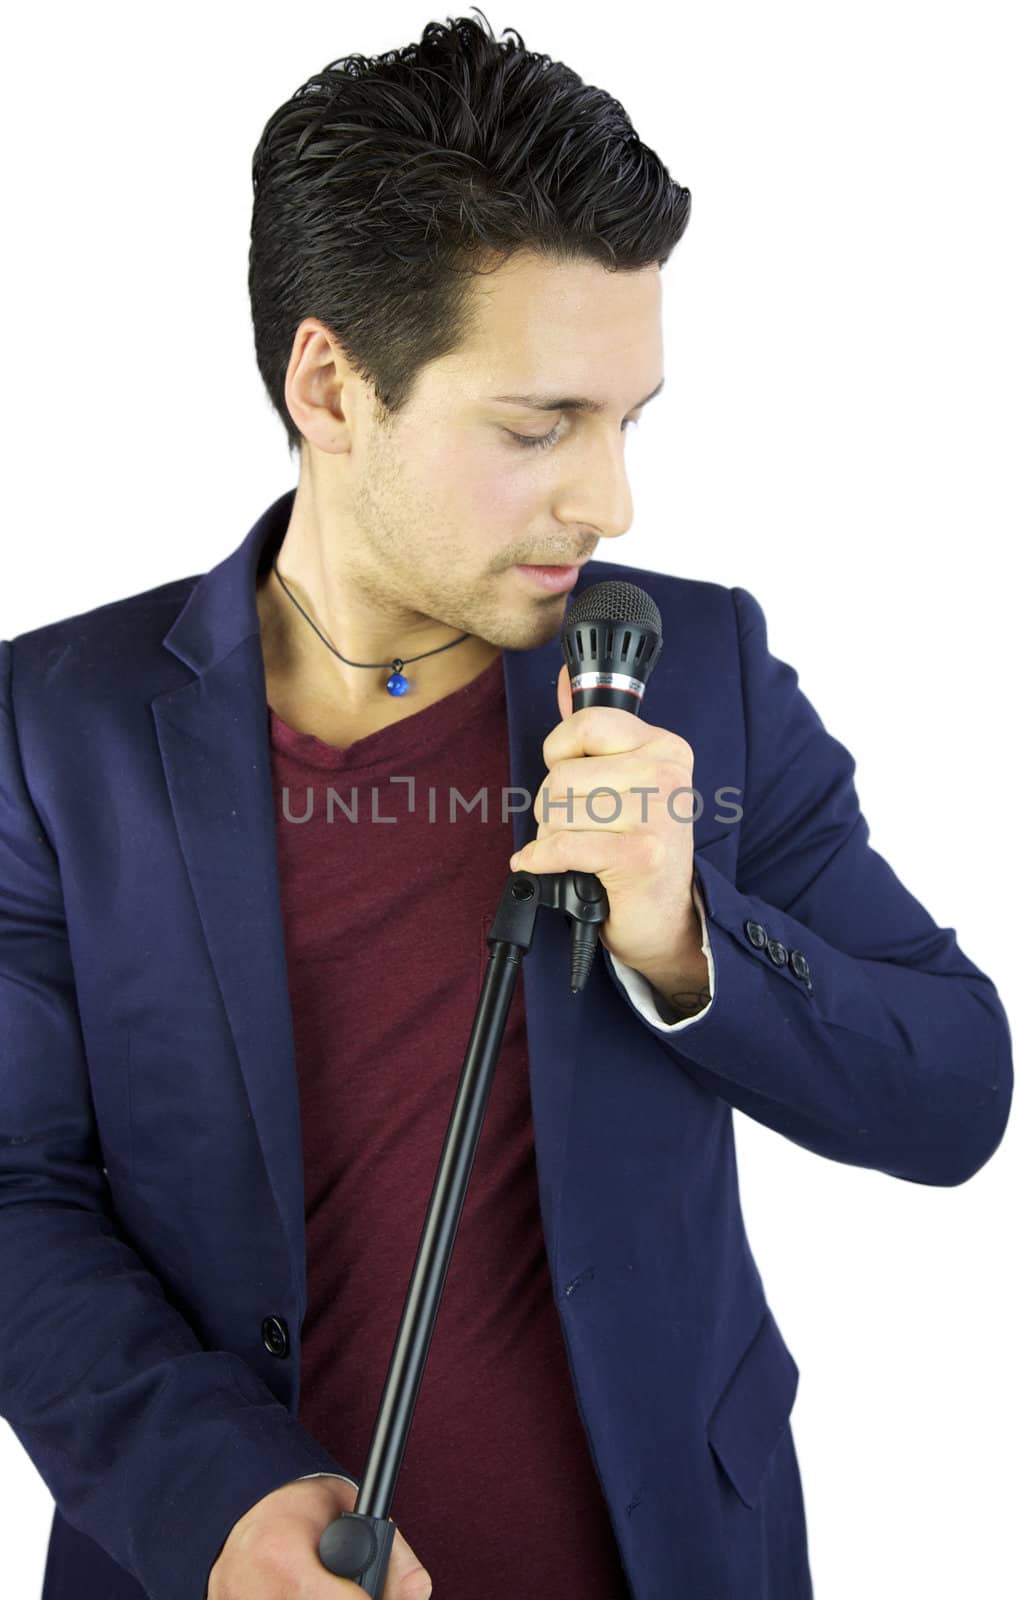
[567, 578, 662, 635]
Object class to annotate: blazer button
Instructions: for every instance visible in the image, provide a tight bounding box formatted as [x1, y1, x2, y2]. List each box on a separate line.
[789, 949, 810, 981]
[262, 1316, 290, 1358]
[766, 938, 789, 966]
[744, 920, 767, 949]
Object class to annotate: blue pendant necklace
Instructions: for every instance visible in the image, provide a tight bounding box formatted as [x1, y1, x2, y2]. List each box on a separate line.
[272, 558, 472, 697]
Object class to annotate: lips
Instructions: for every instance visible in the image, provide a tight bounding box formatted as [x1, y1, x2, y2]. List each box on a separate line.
[515, 563, 582, 593]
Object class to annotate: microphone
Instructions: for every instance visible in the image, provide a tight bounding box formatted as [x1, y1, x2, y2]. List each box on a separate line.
[561, 578, 663, 712]
[552, 579, 664, 991]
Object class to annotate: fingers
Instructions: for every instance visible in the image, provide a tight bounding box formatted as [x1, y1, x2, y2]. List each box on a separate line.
[206, 1476, 432, 1600]
[383, 1524, 433, 1600]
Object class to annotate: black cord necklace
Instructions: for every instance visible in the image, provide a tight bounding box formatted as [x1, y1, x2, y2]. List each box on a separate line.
[272, 558, 472, 697]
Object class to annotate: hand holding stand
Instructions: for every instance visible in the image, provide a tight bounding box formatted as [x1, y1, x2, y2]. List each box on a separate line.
[317, 865, 608, 1595]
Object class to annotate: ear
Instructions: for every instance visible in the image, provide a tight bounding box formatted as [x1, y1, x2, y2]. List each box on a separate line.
[556, 661, 573, 723]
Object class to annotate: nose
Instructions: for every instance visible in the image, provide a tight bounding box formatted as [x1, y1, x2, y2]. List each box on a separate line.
[551, 427, 634, 542]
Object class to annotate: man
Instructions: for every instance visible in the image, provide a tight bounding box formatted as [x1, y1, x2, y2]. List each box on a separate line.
[0, 14, 1011, 1600]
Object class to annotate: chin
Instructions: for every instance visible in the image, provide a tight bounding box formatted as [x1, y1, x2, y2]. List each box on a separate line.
[496, 608, 564, 652]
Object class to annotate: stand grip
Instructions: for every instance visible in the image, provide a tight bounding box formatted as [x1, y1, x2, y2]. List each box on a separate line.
[318, 1512, 396, 1597]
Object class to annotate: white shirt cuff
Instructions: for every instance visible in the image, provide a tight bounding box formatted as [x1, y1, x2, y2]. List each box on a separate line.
[606, 876, 715, 1030]
[296, 1471, 360, 1490]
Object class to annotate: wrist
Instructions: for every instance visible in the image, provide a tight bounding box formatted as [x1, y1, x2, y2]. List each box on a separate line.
[638, 917, 709, 1022]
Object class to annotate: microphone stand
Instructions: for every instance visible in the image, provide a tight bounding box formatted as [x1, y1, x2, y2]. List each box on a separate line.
[316, 865, 608, 1596]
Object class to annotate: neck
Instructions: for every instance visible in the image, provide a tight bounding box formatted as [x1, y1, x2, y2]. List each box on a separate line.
[255, 564, 501, 724]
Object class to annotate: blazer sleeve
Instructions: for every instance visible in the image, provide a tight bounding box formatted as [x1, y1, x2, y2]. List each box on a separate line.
[602, 587, 1013, 1187]
[0, 640, 358, 1600]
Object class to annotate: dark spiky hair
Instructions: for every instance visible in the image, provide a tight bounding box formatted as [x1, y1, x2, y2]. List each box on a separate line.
[249, 9, 692, 457]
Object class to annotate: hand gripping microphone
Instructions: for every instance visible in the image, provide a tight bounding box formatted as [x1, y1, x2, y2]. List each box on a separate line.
[553, 578, 664, 990]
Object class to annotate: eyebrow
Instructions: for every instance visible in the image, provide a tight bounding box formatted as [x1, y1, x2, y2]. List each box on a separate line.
[491, 377, 666, 414]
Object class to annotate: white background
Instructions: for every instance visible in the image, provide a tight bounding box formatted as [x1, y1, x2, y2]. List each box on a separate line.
[2, 2, 1015, 1595]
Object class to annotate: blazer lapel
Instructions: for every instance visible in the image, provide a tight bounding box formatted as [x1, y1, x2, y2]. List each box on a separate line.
[502, 635, 585, 1281]
[152, 490, 310, 1300]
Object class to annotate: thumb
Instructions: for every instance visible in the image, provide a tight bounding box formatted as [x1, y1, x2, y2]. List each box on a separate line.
[384, 1523, 433, 1600]
[556, 661, 572, 723]
[311, 1477, 433, 1600]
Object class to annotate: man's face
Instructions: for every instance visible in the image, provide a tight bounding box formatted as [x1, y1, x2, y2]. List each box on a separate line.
[335, 248, 664, 651]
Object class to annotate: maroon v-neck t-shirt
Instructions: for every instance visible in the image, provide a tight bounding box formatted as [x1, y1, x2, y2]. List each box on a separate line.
[267, 653, 632, 1597]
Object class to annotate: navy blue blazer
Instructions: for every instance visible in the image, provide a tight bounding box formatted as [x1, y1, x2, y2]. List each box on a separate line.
[0, 489, 1011, 1600]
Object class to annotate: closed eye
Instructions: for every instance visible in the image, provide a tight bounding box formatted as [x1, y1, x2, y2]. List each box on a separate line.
[506, 417, 641, 451]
